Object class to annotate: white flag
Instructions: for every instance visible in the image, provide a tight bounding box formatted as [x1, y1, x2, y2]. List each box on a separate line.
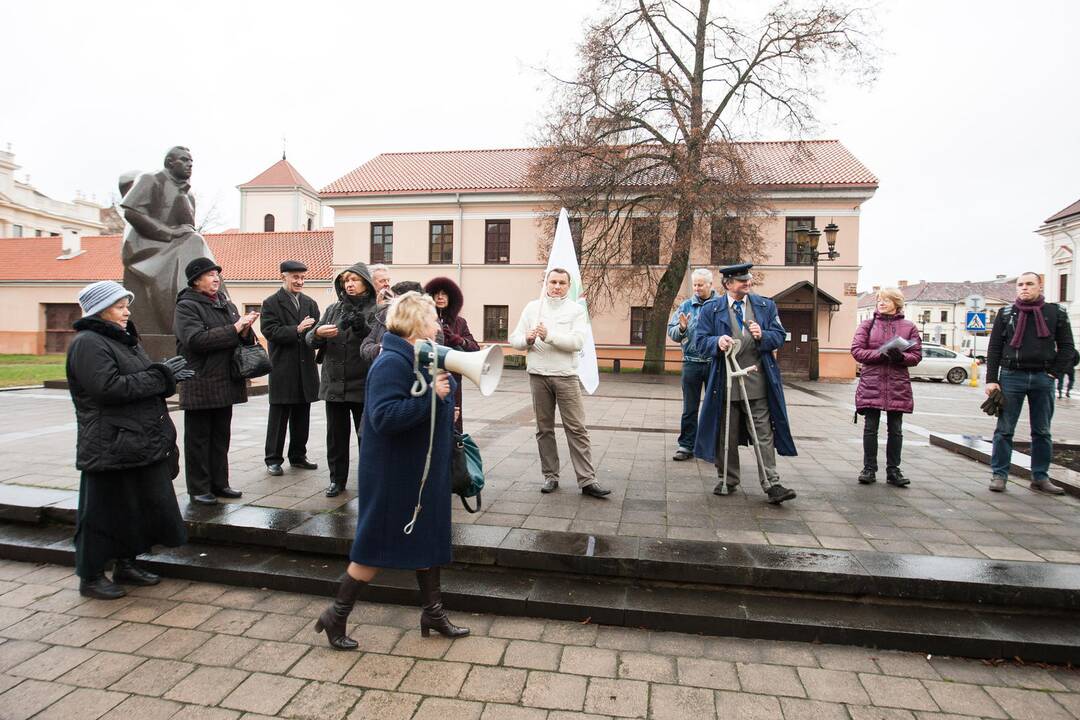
[546, 208, 600, 394]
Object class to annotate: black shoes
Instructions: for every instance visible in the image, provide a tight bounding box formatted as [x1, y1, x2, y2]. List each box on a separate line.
[112, 559, 160, 586]
[315, 574, 368, 650]
[857, 469, 876, 484]
[417, 568, 470, 638]
[673, 449, 693, 461]
[213, 487, 242, 499]
[266, 464, 284, 476]
[325, 482, 345, 498]
[766, 484, 797, 505]
[190, 493, 218, 506]
[79, 574, 126, 600]
[886, 470, 911, 488]
[290, 458, 319, 470]
[581, 482, 611, 498]
[540, 479, 559, 494]
[713, 479, 740, 495]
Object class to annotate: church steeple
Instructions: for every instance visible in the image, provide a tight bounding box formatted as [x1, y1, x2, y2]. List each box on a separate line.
[237, 156, 321, 232]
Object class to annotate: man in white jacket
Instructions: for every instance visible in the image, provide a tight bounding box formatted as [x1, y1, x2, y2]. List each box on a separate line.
[509, 268, 611, 498]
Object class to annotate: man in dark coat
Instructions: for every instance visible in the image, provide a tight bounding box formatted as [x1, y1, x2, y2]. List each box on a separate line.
[693, 264, 797, 505]
[985, 271, 1075, 494]
[261, 260, 321, 476]
[174, 258, 259, 505]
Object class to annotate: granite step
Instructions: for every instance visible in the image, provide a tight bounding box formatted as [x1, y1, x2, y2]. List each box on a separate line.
[1, 520, 1078, 664]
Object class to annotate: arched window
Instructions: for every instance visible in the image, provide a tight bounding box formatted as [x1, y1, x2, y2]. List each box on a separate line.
[306, 217, 313, 231]
[264, 214, 275, 232]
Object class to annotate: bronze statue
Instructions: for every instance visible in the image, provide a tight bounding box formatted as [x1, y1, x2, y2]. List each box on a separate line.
[120, 147, 221, 338]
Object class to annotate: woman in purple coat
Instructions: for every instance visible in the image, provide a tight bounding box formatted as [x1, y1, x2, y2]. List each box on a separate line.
[850, 288, 923, 487]
[424, 277, 479, 432]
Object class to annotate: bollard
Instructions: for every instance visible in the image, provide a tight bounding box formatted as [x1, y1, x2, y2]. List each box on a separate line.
[613, 359, 621, 374]
[969, 358, 979, 387]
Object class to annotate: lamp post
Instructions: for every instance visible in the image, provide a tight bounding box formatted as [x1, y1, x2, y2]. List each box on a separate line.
[796, 222, 840, 381]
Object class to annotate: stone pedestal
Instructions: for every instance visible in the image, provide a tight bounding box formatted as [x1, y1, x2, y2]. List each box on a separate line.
[141, 334, 178, 363]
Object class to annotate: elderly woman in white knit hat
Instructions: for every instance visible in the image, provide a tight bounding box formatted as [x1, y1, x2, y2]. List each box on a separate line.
[65, 280, 193, 599]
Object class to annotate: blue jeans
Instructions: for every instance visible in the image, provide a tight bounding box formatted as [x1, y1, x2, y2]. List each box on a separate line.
[678, 361, 711, 451]
[991, 368, 1055, 480]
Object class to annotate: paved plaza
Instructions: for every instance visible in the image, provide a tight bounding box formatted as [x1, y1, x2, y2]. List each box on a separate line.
[1, 558, 1079, 720]
[2, 369, 1079, 563]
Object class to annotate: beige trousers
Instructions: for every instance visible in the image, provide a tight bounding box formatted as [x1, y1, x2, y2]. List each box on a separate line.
[528, 374, 596, 487]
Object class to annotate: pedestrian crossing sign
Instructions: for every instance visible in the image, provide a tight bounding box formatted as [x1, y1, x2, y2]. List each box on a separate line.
[966, 311, 987, 331]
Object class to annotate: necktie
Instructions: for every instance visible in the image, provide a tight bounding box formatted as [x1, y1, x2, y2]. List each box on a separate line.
[733, 300, 745, 331]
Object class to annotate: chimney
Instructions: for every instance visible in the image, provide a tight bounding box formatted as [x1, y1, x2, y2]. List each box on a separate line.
[898, 280, 908, 288]
[57, 227, 83, 260]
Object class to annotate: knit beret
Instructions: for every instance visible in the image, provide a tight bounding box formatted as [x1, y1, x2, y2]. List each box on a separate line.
[78, 281, 134, 317]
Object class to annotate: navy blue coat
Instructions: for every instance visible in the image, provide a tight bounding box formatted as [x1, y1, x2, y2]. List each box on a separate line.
[350, 332, 456, 569]
[692, 293, 797, 463]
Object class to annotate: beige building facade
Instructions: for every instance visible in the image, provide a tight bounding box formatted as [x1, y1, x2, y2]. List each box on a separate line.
[0, 147, 105, 239]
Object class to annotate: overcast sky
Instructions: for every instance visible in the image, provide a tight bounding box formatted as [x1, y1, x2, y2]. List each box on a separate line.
[3, 0, 1077, 290]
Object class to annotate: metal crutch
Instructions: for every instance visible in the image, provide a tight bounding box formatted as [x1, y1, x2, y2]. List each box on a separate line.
[717, 339, 771, 495]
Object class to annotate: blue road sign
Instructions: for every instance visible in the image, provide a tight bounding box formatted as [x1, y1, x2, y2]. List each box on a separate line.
[966, 311, 987, 332]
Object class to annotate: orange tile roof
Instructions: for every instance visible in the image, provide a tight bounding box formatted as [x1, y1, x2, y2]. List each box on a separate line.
[239, 158, 317, 193]
[321, 141, 878, 196]
[0, 231, 334, 282]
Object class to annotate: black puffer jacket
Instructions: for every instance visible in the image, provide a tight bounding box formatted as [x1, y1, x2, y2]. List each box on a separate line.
[306, 262, 377, 403]
[66, 318, 178, 472]
[986, 301, 1076, 383]
[174, 288, 253, 410]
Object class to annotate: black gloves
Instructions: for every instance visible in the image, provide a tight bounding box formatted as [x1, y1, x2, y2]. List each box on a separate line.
[163, 355, 195, 383]
[981, 388, 1005, 417]
[885, 348, 904, 364]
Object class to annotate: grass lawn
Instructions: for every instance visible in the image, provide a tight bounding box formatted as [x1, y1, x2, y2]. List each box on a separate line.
[0, 354, 66, 388]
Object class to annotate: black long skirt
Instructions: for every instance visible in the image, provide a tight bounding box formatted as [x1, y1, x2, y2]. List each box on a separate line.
[75, 458, 187, 578]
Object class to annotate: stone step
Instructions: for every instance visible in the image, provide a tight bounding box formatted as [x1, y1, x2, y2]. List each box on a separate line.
[1, 520, 1078, 664]
[2, 483, 1079, 611]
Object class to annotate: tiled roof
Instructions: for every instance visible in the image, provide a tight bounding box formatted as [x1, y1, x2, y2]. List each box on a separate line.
[239, 158, 317, 193]
[857, 279, 1016, 308]
[0, 231, 334, 282]
[1045, 197, 1080, 224]
[321, 140, 878, 196]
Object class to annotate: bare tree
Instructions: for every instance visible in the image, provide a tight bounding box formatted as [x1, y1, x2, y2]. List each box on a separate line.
[529, 0, 876, 373]
[193, 193, 225, 234]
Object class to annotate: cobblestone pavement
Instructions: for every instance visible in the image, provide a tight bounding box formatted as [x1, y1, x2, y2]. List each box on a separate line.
[2, 370, 1079, 562]
[1, 559, 1079, 720]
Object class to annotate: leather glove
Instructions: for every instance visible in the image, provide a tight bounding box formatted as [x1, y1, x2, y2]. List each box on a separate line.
[885, 348, 904, 364]
[173, 368, 196, 382]
[162, 356, 188, 375]
[980, 388, 1005, 417]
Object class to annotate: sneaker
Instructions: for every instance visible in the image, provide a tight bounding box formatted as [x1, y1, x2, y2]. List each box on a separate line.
[886, 470, 911, 488]
[989, 475, 1007, 492]
[1030, 478, 1065, 495]
[673, 448, 693, 461]
[857, 468, 876, 484]
[766, 484, 797, 505]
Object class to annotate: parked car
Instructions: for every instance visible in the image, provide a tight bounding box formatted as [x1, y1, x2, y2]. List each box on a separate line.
[959, 334, 990, 362]
[911, 343, 973, 384]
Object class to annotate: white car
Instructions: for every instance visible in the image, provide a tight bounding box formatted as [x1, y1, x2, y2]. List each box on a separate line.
[911, 343, 974, 384]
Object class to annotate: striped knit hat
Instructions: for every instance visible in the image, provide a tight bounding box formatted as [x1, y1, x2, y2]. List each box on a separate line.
[78, 281, 134, 317]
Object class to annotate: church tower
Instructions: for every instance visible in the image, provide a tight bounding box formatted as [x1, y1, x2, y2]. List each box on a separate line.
[238, 154, 321, 232]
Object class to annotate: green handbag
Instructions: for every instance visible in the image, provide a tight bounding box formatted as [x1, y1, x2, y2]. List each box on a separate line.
[451, 432, 484, 513]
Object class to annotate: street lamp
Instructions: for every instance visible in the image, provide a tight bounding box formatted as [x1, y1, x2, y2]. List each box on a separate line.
[796, 223, 840, 381]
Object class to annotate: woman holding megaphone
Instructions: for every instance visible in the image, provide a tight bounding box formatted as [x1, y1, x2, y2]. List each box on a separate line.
[314, 291, 468, 650]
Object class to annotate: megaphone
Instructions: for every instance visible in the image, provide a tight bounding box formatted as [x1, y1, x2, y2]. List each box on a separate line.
[414, 340, 503, 396]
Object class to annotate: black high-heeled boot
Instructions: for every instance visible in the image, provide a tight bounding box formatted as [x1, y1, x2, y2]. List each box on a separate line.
[314, 574, 367, 650]
[417, 567, 469, 638]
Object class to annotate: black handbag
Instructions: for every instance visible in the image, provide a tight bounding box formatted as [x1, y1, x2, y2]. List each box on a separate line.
[232, 341, 272, 380]
[450, 431, 484, 513]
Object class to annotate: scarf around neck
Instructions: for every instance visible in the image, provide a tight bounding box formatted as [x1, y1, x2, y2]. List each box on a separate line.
[1010, 295, 1050, 349]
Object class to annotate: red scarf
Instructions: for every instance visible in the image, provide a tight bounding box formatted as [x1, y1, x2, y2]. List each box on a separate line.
[1010, 295, 1050, 349]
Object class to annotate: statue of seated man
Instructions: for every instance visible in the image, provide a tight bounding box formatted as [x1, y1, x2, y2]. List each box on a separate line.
[120, 146, 221, 336]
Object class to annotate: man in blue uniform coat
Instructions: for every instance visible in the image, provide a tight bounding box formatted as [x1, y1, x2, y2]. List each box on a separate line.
[693, 263, 798, 505]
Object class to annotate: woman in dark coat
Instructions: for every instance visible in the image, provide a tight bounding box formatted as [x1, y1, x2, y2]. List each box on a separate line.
[314, 291, 468, 650]
[306, 261, 377, 498]
[851, 288, 923, 487]
[174, 258, 259, 505]
[66, 281, 189, 599]
[424, 276, 479, 432]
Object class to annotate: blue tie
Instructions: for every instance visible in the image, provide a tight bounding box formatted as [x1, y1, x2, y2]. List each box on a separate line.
[733, 300, 745, 331]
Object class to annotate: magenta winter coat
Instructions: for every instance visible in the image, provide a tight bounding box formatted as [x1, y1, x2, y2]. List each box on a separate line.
[851, 312, 923, 413]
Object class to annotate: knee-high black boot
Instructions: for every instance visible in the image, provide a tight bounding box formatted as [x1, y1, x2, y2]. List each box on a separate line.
[315, 574, 367, 650]
[416, 567, 469, 638]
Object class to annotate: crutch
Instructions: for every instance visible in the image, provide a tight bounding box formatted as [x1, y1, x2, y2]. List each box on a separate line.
[717, 339, 771, 495]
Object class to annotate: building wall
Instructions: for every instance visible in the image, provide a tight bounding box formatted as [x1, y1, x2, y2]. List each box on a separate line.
[240, 189, 322, 232]
[328, 192, 868, 377]
[0, 150, 105, 238]
[1041, 219, 1080, 341]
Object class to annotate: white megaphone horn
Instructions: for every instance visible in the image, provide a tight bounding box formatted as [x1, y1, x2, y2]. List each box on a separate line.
[414, 340, 504, 396]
